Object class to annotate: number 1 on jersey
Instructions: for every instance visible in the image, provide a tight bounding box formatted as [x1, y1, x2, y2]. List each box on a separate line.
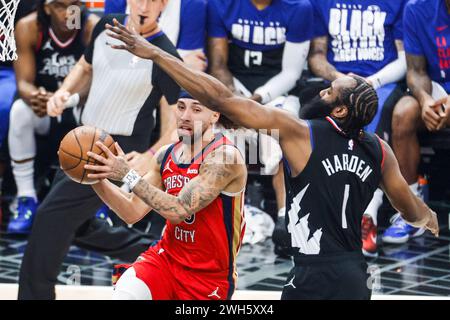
[341, 184, 350, 229]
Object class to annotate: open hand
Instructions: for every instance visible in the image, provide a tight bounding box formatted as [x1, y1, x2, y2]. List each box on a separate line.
[105, 18, 160, 60]
[85, 141, 130, 181]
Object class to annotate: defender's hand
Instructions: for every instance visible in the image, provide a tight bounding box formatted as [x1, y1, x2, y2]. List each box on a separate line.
[425, 210, 439, 237]
[85, 142, 130, 181]
[105, 18, 160, 60]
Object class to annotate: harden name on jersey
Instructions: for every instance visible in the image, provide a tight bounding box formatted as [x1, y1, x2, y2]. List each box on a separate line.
[321, 153, 374, 182]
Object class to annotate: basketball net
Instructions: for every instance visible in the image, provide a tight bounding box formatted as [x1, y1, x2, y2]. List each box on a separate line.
[0, 0, 20, 61]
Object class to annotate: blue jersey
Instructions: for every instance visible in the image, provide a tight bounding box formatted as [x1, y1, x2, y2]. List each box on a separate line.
[104, 0, 206, 51]
[207, 0, 313, 91]
[312, 0, 406, 77]
[404, 0, 450, 93]
[207, 0, 313, 51]
[104, 0, 126, 15]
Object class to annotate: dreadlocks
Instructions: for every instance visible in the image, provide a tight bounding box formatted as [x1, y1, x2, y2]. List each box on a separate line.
[336, 76, 379, 139]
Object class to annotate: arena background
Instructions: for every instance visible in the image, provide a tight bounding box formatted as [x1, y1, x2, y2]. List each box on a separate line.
[0, 0, 449, 300]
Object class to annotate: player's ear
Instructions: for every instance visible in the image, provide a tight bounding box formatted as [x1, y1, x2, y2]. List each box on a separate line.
[44, 3, 51, 15]
[161, 0, 169, 9]
[331, 105, 348, 119]
[210, 112, 220, 125]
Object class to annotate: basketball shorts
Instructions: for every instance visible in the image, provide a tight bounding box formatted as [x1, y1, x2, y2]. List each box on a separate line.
[131, 245, 234, 300]
[281, 252, 372, 300]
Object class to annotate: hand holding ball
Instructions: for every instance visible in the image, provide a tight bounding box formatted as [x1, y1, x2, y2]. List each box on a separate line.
[58, 126, 117, 184]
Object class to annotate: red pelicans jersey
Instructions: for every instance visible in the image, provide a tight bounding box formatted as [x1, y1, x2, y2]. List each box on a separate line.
[156, 133, 245, 297]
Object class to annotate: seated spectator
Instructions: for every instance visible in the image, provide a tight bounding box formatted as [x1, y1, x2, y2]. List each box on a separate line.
[307, 0, 408, 257]
[388, 0, 450, 244]
[207, 0, 313, 221]
[0, 0, 36, 204]
[19, 0, 181, 299]
[104, 0, 207, 71]
[6, 0, 99, 233]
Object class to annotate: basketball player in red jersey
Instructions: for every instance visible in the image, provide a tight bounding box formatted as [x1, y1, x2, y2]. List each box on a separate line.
[84, 91, 247, 300]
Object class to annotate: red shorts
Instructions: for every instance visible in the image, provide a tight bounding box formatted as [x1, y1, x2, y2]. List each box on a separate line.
[132, 246, 234, 300]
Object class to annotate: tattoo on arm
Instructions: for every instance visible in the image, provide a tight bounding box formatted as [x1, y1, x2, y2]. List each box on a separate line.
[406, 54, 432, 104]
[308, 36, 341, 81]
[178, 159, 234, 214]
[131, 147, 241, 222]
[207, 37, 235, 91]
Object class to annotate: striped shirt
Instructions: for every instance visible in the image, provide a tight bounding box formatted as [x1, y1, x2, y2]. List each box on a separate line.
[81, 14, 180, 136]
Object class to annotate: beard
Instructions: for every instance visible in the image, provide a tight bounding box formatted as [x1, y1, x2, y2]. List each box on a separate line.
[299, 95, 336, 120]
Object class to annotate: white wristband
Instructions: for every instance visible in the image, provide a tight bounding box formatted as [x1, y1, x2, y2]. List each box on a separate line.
[64, 93, 80, 109]
[122, 169, 141, 190]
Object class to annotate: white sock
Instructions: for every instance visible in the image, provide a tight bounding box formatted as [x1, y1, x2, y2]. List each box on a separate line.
[11, 160, 36, 200]
[278, 207, 286, 217]
[364, 188, 383, 226]
[409, 182, 420, 197]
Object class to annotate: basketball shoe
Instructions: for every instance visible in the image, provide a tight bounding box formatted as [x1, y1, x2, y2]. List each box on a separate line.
[7, 196, 38, 234]
[95, 204, 113, 226]
[112, 264, 131, 286]
[361, 214, 378, 257]
[382, 213, 425, 244]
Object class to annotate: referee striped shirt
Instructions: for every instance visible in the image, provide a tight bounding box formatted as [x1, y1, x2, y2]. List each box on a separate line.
[81, 14, 180, 137]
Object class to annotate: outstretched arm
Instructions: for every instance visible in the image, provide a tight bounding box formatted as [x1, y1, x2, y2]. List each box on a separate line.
[86, 142, 245, 225]
[104, 19, 304, 138]
[379, 140, 439, 236]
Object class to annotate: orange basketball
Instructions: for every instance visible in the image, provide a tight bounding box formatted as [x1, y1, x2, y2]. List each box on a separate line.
[58, 126, 116, 185]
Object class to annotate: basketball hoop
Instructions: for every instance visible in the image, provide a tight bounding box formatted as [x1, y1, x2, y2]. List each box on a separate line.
[0, 0, 20, 61]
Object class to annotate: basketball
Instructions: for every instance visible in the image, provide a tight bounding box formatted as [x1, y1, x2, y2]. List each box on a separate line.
[58, 126, 116, 185]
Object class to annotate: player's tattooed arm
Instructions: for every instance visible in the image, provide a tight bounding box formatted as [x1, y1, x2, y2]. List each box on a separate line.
[406, 53, 433, 107]
[87, 142, 245, 224]
[308, 36, 346, 82]
[131, 146, 245, 224]
[207, 37, 236, 92]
